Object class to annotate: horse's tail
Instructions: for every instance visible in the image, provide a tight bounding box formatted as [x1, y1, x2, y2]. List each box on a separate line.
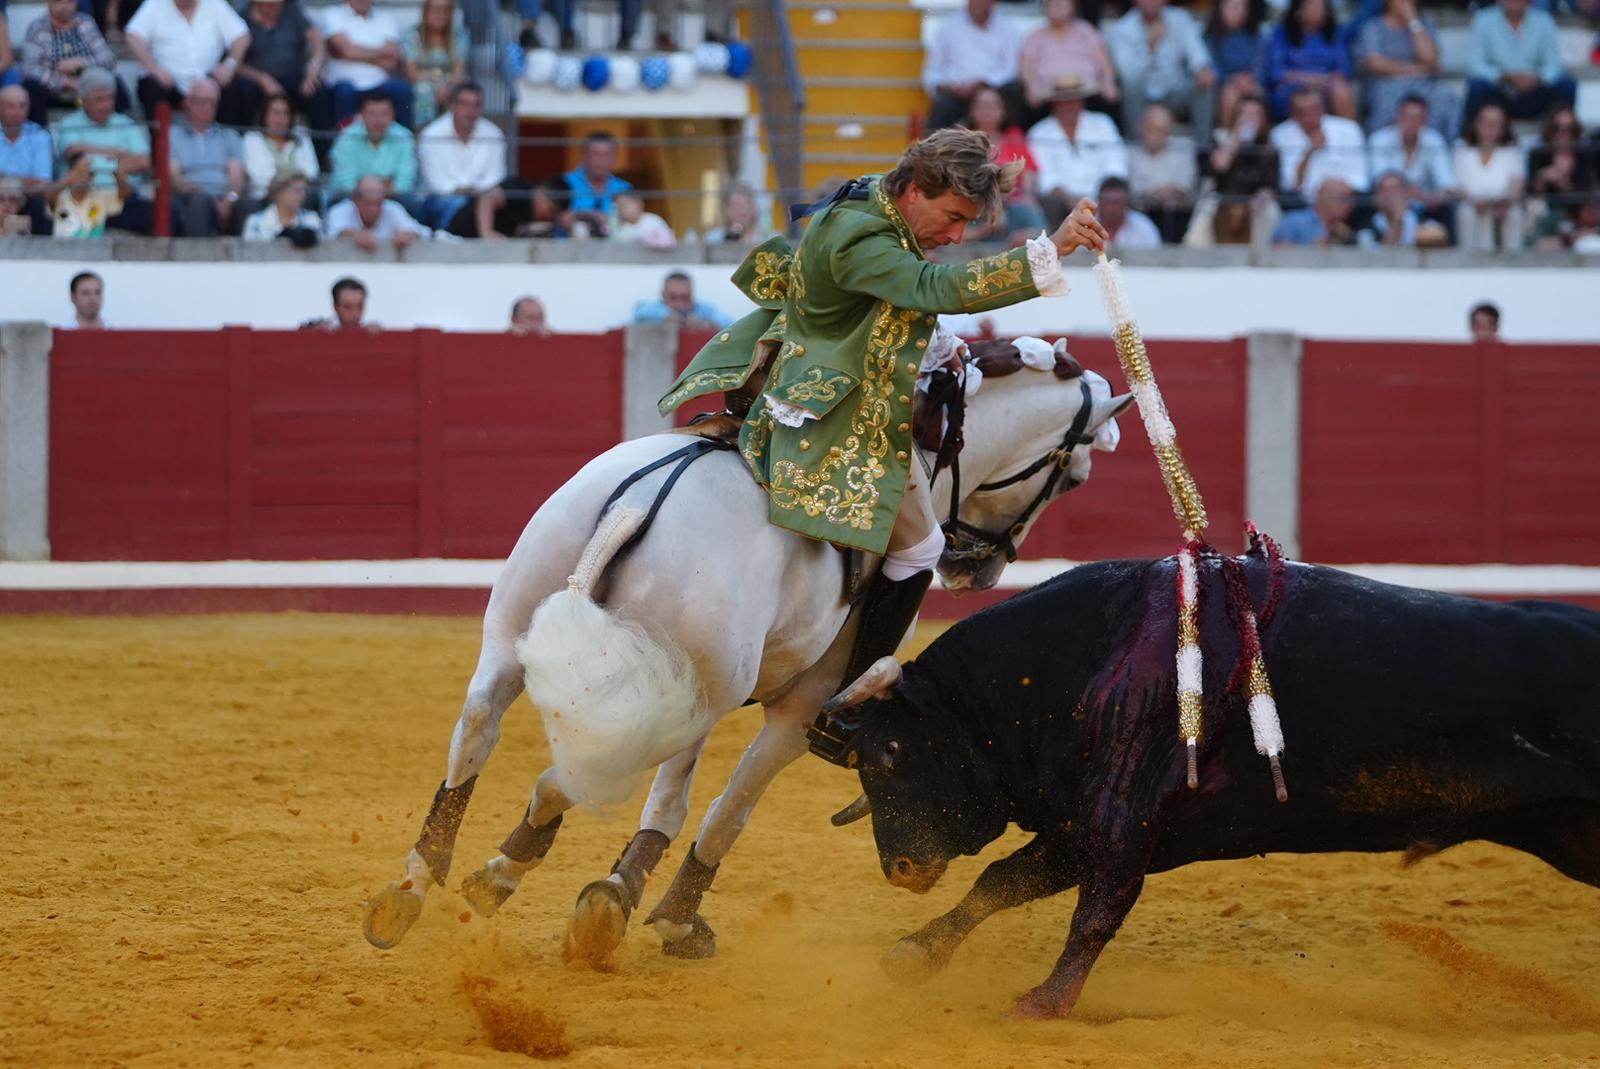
[515, 504, 705, 807]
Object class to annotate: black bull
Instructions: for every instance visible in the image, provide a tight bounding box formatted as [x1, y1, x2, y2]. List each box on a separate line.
[817, 556, 1600, 1018]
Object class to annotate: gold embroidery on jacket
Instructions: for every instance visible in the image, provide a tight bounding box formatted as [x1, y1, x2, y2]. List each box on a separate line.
[963, 252, 1027, 299]
[661, 368, 749, 411]
[750, 250, 791, 302]
[781, 366, 853, 404]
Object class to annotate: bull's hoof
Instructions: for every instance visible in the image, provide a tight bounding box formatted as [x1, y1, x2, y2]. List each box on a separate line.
[460, 861, 518, 918]
[1011, 985, 1072, 1021]
[880, 936, 945, 985]
[363, 881, 423, 949]
[563, 880, 629, 969]
[658, 913, 717, 959]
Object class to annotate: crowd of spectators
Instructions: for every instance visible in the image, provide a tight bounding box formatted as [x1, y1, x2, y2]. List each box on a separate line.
[920, 0, 1600, 253]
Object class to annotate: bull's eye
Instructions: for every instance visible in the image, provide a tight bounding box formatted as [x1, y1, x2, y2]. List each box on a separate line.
[880, 739, 901, 769]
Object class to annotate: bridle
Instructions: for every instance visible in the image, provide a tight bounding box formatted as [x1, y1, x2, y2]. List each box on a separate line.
[937, 376, 1095, 566]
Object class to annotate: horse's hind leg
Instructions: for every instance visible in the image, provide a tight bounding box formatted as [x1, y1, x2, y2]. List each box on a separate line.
[459, 766, 574, 918]
[564, 735, 709, 968]
[363, 641, 524, 949]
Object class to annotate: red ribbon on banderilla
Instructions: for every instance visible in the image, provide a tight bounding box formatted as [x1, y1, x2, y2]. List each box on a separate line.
[1092, 254, 1288, 803]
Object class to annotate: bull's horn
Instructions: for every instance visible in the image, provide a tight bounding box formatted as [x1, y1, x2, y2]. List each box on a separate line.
[820, 656, 902, 716]
[829, 794, 872, 827]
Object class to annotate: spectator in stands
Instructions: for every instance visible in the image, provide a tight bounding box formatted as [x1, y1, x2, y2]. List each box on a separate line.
[1204, 0, 1267, 131]
[515, 0, 575, 52]
[1528, 106, 1597, 209]
[126, 0, 257, 126]
[964, 84, 1048, 241]
[0, 176, 35, 233]
[1107, 0, 1215, 145]
[1206, 92, 1280, 196]
[1019, 0, 1118, 123]
[405, 0, 467, 130]
[1260, 0, 1356, 122]
[921, 0, 1024, 133]
[18, 0, 124, 126]
[513, 174, 569, 237]
[0, 84, 54, 232]
[1357, 169, 1421, 247]
[1368, 93, 1459, 230]
[1027, 73, 1127, 229]
[560, 130, 632, 238]
[1182, 193, 1268, 246]
[55, 68, 152, 233]
[1353, 0, 1454, 137]
[509, 294, 550, 335]
[1272, 174, 1356, 245]
[330, 276, 370, 329]
[0, 2, 13, 94]
[242, 92, 319, 204]
[610, 191, 676, 248]
[330, 91, 417, 202]
[325, 173, 430, 249]
[418, 81, 505, 237]
[1454, 101, 1525, 251]
[69, 270, 106, 328]
[705, 181, 774, 246]
[1469, 301, 1500, 342]
[1128, 102, 1195, 244]
[51, 147, 135, 237]
[239, 0, 332, 137]
[633, 270, 731, 329]
[322, 0, 413, 127]
[1466, 0, 1576, 123]
[167, 76, 245, 236]
[241, 170, 321, 241]
[1271, 85, 1368, 200]
[1098, 175, 1161, 249]
[1526, 191, 1600, 251]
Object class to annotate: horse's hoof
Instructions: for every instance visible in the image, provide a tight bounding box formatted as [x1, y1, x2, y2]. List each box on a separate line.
[460, 863, 517, 918]
[564, 880, 629, 969]
[1011, 985, 1070, 1021]
[660, 913, 717, 959]
[363, 881, 423, 949]
[881, 937, 943, 985]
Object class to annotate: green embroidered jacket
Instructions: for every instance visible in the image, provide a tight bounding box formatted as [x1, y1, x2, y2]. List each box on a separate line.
[658, 178, 1056, 555]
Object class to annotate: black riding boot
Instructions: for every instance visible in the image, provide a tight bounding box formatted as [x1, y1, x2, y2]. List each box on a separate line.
[838, 569, 933, 688]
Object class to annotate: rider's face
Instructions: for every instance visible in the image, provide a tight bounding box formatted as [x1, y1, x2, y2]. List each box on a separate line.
[898, 187, 982, 250]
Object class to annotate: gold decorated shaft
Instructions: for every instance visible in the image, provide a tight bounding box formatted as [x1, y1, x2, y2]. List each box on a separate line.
[1111, 320, 1209, 536]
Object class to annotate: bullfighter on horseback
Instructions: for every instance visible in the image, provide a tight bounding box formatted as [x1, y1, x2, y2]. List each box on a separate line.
[658, 127, 1111, 686]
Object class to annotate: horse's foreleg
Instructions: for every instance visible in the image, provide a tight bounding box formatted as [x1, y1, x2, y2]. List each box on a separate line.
[459, 766, 573, 918]
[565, 735, 708, 967]
[645, 710, 812, 958]
[363, 649, 522, 950]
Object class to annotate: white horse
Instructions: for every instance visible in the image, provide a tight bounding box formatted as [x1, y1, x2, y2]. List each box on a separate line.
[362, 339, 1133, 963]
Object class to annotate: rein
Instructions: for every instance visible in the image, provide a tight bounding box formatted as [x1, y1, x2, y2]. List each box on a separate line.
[938, 377, 1095, 566]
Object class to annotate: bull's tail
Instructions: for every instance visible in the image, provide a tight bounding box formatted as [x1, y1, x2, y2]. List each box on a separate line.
[516, 505, 705, 807]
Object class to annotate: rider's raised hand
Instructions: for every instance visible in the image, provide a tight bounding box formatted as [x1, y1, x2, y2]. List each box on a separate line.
[1052, 198, 1110, 257]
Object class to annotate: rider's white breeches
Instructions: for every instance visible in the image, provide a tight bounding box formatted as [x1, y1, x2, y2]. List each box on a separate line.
[884, 527, 945, 581]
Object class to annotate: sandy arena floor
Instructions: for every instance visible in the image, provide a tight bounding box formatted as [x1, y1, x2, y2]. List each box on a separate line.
[2, 613, 1597, 1068]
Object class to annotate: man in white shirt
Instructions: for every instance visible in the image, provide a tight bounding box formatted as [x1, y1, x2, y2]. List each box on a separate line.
[1098, 176, 1163, 249]
[126, 0, 256, 125]
[326, 174, 432, 250]
[1367, 93, 1459, 226]
[921, 0, 1024, 132]
[320, 0, 414, 128]
[1105, 0, 1216, 146]
[1270, 86, 1368, 201]
[1026, 74, 1128, 228]
[418, 82, 507, 238]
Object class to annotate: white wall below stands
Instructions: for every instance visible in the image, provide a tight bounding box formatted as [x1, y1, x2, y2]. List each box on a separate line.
[3, 258, 1596, 341]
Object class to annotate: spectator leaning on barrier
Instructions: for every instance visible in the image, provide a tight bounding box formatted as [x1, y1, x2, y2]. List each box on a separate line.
[1357, 169, 1422, 247]
[632, 270, 730, 329]
[1129, 102, 1196, 244]
[1469, 301, 1500, 342]
[1027, 73, 1127, 230]
[610, 190, 676, 248]
[921, 0, 1024, 133]
[1353, 0, 1455, 137]
[1260, 0, 1356, 122]
[1019, 0, 1119, 123]
[330, 90, 417, 201]
[404, 0, 467, 130]
[418, 81, 506, 237]
[126, 0, 257, 127]
[325, 172, 430, 249]
[168, 76, 246, 236]
[1205, 0, 1267, 131]
[1272, 84, 1368, 201]
[69, 270, 105, 328]
[241, 169, 321, 242]
[239, 0, 332, 137]
[0, 83, 54, 232]
[0, 175, 36, 233]
[242, 92, 320, 203]
[1272, 174, 1356, 246]
[705, 181, 773, 246]
[1466, 0, 1576, 123]
[1368, 92, 1459, 229]
[1454, 101, 1525, 252]
[560, 130, 632, 237]
[330, 275, 371, 329]
[322, 0, 414, 128]
[509, 294, 550, 335]
[1098, 174, 1162, 249]
[1106, 0, 1216, 146]
[19, 0, 123, 126]
[55, 67, 153, 233]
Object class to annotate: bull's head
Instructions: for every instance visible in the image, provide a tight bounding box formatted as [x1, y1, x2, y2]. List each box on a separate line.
[808, 656, 1007, 894]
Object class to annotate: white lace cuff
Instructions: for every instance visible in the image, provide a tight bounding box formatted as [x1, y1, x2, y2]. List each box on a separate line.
[1026, 231, 1069, 297]
[920, 322, 963, 373]
[764, 394, 817, 428]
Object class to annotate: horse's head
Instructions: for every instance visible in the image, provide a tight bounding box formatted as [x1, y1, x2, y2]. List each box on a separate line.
[932, 337, 1132, 594]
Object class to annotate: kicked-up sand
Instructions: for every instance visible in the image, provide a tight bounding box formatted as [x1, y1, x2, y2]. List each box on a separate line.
[1, 613, 1597, 1068]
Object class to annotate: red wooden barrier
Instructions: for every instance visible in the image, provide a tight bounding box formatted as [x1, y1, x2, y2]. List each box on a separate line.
[1300, 342, 1600, 565]
[50, 329, 624, 560]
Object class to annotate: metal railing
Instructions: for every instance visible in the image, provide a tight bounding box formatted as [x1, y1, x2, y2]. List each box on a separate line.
[747, 0, 807, 234]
